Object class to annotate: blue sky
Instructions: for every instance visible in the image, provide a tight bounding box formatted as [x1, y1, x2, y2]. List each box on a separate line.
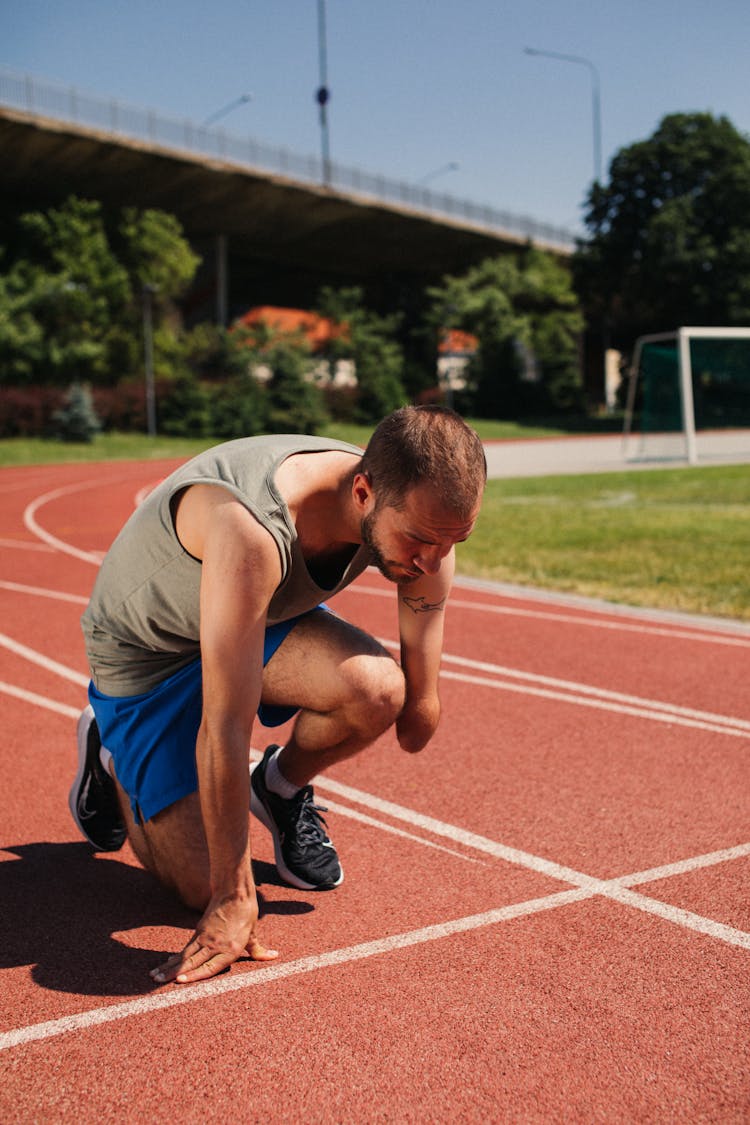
[4, 1, 750, 234]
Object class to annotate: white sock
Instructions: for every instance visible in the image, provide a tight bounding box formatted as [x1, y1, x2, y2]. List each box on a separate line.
[265, 746, 301, 799]
[99, 745, 113, 776]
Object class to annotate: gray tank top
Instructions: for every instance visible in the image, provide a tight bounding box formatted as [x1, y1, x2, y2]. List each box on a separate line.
[82, 434, 370, 695]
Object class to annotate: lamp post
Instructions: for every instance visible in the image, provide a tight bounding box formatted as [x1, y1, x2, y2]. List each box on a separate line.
[201, 93, 253, 128]
[142, 284, 157, 437]
[316, 0, 332, 185]
[524, 47, 602, 183]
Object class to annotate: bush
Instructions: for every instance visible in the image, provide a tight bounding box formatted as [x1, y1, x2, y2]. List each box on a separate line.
[50, 382, 101, 442]
[92, 382, 149, 432]
[0, 385, 64, 437]
[210, 375, 269, 439]
[158, 374, 212, 437]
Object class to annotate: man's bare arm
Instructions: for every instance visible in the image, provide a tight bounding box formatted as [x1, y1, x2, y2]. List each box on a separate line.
[395, 549, 455, 753]
[152, 490, 281, 983]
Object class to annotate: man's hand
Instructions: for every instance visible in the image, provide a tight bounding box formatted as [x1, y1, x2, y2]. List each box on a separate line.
[396, 694, 440, 754]
[150, 890, 278, 985]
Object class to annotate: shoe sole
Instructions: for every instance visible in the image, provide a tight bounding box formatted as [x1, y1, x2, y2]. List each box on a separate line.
[68, 706, 101, 849]
[250, 766, 344, 892]
[69, 706, 125, 852]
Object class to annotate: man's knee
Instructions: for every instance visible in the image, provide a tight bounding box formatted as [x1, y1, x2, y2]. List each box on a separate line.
[343, 651, 406, 735]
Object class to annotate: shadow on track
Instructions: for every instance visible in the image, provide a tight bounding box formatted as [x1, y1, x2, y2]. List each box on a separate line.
[0, 843, 312, 998]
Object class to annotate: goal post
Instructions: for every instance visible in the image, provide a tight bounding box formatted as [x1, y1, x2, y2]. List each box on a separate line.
[623, 326, 750, 465]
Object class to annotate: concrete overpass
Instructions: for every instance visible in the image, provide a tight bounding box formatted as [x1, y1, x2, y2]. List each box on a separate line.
[0, 75, 574, 323]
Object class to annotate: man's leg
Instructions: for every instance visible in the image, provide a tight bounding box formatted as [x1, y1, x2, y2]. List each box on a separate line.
[250, 610, 405, 890]
[114, 779, 212, 911]
[260, 609, 406, 785]
[74, 611, 404, 902]
[121, 613, 403, 899]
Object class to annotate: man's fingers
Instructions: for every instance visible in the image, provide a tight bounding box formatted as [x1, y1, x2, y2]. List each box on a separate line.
[174, 951, 236, 984]
[245, 933, 279, 962]
[150, 931, 279, 985]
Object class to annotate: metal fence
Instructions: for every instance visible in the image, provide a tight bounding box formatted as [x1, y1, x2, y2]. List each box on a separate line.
[0, 67, 577, 252]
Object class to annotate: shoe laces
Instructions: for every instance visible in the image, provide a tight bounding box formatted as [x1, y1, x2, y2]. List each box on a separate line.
[291, 786, 331, 845]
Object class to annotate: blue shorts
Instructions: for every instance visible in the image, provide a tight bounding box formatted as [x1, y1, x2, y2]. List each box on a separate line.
[88, 613, 318, 824]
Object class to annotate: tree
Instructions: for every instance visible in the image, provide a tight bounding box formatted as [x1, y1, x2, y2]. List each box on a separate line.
[264, 336, 329, 434]
[0, 197, 130, 384]
[0, 196, 202, 388]
[426, 249, 584, 418]
[117, 208, 201, 302]
[574, 112, 750, 348]
[316, 286, 407, 423]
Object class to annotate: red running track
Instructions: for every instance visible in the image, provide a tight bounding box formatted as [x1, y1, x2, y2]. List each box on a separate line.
[1, 459, 749, 1123]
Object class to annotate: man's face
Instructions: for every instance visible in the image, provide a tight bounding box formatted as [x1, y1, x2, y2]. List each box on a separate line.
[360, 483, 479, 584]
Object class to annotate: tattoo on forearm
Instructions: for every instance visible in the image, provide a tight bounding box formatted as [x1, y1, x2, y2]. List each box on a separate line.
[402, 595, 447, 614]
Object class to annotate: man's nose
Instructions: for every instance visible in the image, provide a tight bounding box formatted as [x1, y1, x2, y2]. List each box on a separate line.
[413, 546, 443, 575]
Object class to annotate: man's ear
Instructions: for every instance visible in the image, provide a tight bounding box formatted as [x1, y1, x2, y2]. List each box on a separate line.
[352, 470, 374, 513]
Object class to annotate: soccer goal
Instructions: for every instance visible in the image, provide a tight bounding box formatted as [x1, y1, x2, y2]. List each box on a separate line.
[623, 326, 750, 464]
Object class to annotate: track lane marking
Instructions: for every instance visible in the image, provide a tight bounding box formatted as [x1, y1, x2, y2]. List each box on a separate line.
[0, 889, 592, 1053]
[0, 681, 81, 718]
[0, 537, 55, 552]
[353, 584, 750, 648]
[23, 481, 116, 563]
[439, 668, 750, 739]
[0, 580, 88, 604]
[437, 651, 750, 732]
[0, 607, 746, 738]
[0, 633, 89, 686]
[0, 703, 744, 1052]
[322, 798, 486, 863]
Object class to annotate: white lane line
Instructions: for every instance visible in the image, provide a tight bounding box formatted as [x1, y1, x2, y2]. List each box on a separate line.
[23, 482, 107, 564]
[0, 633, 89, 687]
[599, 883, 750, 949]
[134, 481, 163, 507]
[310, 772, 750, 950]
[438, 651, 750, 733]
[0, 580, 88, 605]
[0, 681, 81, 719]
[0, 699, 745, 1052]
[0, 888, 593, 1053]
[440, 668, 750, 739]
[379, 636, 750, 738]
[20, 472, 164, 563]
[620, 842, 750, 887]
[322, 798, 486, 864]
[352, 584, 750, 648]
[0, 538, 55, 552]
[2, 621, 748, 752]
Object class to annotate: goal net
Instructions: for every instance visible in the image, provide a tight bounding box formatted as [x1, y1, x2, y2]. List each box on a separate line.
[623, 327, 750, 464]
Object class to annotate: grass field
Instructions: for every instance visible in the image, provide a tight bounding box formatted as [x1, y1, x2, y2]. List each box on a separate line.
[461, 465, 750, 621]
[0, 419, 564, 465]
[2, 429, 747, 623]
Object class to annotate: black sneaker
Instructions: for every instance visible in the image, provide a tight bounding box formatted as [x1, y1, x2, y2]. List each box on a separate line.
[250, 745, 343, 891]
[69, 706, 127, 852]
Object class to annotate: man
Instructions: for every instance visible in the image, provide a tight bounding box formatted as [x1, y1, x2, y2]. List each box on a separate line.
[70, 405, 486, 984]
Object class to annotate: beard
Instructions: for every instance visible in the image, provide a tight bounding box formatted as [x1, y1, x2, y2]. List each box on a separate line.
[360, 511, 419, 585]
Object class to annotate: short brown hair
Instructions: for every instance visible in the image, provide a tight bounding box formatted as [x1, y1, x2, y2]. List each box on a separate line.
[360, 406, 486, 516]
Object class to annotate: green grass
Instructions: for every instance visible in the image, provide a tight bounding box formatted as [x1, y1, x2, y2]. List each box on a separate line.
[0, 419, 566, 466]
[458, 464, 750, 621]
[2, 428, 747, 622]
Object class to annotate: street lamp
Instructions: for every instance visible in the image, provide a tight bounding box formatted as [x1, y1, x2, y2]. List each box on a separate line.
[418, 162, 459, 186]
[142, 284, 157, 437]
[316, 0, 332, 185]
[524, 47, 602, 183]
[202, 93, 253, 128]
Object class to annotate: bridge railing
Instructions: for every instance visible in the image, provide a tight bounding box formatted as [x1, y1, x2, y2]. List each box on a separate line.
[0, 67, 577, 252]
